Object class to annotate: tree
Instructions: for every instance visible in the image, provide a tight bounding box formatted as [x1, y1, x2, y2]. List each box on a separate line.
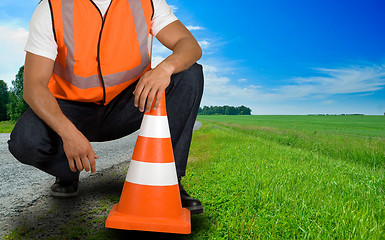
[7, 66, 29, 121]
[0, 80, 9, 121]
[198, 105, 252, 115]
[239, 105, 251, 115]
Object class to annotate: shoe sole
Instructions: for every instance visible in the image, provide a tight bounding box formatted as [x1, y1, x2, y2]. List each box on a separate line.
[50, 190, 79, 198]
[185, 205, 204, 215]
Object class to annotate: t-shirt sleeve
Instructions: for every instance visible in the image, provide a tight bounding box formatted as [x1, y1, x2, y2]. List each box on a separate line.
[151, 0, 178, 37]
[24, 0, 58, 61]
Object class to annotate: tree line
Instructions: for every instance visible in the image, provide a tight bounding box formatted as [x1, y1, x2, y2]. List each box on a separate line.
[0, 66, 29, 122]
[198, 105, 252, 115]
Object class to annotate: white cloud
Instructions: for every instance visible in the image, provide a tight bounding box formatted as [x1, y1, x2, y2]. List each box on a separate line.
[249, 84, 262, 89]
[200, 63, 262, 107]
[169, 5, 178, 13]
[0, 24, 28, 87]
[198, 40, 210, 49]
[199, 62, 385, 112]
[186, 25, 205, 31]
[152, 41, 171, 56]
[275, 64, 385, 100]
[151, 55, 165, 68]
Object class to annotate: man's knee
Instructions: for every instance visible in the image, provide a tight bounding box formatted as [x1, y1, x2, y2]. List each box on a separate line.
[8, 129, 37, 165]
[176, 63, 204, 96]
[8, 109, 61, 165]
[186, 63, 204, 89]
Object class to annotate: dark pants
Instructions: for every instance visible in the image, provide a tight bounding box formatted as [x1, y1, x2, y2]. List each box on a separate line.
[8, 63, 204, 181]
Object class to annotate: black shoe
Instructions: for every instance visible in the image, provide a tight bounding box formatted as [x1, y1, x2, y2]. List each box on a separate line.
[178, 178, 203, 215]
[50, 177, 79, 198]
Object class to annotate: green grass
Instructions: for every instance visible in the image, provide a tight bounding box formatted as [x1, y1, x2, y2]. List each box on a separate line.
[197, 115, 385, 168]
[183, 115, 385, 239]
[0, 121, 15, 133]
[198, 115, 385, 137]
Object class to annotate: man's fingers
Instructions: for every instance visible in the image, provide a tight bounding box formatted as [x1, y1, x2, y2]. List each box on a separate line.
[153, 90, 163, 110]
[74, 157, 83, 172]
[89, 153, 97, 173]
[146, 90, 156, 112]
[68, 159, 77, 172]
[81, 155, 90, 172]
[138, 87, 150, 112]
[133, 69, 170, 112]
[134, 81, 150, 112]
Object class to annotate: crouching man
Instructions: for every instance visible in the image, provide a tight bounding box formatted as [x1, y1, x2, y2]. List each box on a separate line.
[8, 0, 204, 215]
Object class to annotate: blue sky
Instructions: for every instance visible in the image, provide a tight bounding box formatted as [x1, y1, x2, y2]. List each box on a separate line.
[1, 0, 385, 114]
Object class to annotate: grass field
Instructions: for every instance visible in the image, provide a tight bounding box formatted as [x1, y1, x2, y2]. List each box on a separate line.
[184, 115, 385, 239]
[0, 121, 15, 133]
[3, 115, 385, 239]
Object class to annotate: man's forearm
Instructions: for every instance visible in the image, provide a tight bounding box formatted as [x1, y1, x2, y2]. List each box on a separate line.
[157, 37, 202, 76]
[23, 82, 98, 173]
[23, 84, 78, 140]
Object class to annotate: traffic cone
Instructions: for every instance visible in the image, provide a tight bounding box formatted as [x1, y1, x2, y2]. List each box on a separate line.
[105, 92, 191, 234]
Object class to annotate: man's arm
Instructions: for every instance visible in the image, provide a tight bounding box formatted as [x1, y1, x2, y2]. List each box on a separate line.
[134, 20, 202, 112]
[23, 52, 98, 173]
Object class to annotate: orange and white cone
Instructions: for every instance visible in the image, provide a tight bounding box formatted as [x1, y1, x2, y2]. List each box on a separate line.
[105, 92, 191, 234]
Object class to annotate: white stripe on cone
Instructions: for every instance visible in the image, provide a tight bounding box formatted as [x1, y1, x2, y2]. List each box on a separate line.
[126, 160, 178, 186]
[139, 115, 171, 138]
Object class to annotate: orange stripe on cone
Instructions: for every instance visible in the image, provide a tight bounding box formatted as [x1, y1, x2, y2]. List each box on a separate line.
[105, 92, 191, 234]
[133, 137, 174, 163]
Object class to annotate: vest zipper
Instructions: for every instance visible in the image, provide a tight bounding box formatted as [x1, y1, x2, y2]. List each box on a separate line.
[89, 0, 113, 105]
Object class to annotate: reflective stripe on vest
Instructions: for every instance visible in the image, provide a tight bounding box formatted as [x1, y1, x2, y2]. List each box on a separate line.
[49, 0, 153, 104]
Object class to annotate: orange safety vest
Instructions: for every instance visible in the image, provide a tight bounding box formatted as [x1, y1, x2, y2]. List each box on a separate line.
[48, 0, 154, 105]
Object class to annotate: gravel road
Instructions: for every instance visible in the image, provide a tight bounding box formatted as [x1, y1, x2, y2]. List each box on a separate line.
[0, 132, 138, 229]
[0, 121, 202, 237]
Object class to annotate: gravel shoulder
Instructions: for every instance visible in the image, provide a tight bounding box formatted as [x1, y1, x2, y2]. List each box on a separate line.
[0, 132, 138, 238]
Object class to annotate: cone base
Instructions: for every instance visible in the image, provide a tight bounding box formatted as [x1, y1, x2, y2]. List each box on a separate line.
[105, 204, 191, 234]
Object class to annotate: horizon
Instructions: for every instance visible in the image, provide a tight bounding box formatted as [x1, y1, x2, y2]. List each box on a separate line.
[0, 0, 384, 115]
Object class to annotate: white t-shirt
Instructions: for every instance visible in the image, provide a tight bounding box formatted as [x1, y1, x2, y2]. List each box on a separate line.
[25, 0, 178, 61]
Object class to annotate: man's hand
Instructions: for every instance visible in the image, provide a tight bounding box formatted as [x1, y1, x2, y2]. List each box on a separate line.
[61, 128, 98, 173]
[133, 63, 174, 112]
[133, 20, 202, 112]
